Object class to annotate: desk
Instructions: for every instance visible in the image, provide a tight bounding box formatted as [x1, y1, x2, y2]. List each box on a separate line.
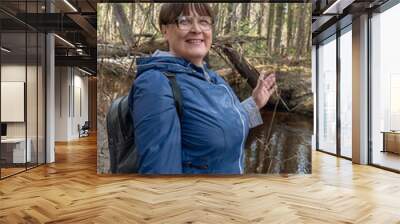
[1, 138, 31, 163]
[381, 131, 400, 154]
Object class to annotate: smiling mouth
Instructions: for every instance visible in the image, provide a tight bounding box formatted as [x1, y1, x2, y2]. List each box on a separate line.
[185, 39, 204, 44]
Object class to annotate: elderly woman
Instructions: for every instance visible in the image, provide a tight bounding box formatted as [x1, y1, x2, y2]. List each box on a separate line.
[128, 3, 276, 174]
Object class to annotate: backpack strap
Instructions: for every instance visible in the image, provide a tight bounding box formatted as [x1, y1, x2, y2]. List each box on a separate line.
[163, 72, 183, 121]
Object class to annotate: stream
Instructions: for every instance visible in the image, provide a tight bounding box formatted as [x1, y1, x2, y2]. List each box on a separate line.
[244, 111, 313, 174]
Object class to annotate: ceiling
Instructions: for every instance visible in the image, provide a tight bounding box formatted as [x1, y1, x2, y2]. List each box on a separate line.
[0, 0, 97, 74]
[5, 0, 395, 71]
[312, 0, 390, 44]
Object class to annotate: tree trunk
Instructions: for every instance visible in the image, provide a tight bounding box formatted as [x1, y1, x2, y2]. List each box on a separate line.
[305, 5, 312, 54]
[273, 4, 285, 56]
[215, 44, 259, 88]
[289, 5, 298, 51]
[149, 4, 155, 32]
[212, 3, 219, 40]
[217, 3, 225, 34]
[286, 4, 294, 55]
[241, 3, 250, 20]
[232, 3, 240, 33]
[101, 4, 110, 43]
[224, 3, 234, 34]
[130, 4, 136, 30]
[113, 3, 135, 48]
[257, 4, 265, 36]
[266, 4, 275, 52]
[99, 35, 268, 58]
[306, 26, 311, 54]
[98, 37, 167, 58]
[295, 4, 305, 58]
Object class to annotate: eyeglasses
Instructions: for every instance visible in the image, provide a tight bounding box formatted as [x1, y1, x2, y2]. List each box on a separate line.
[173, 16, 213, 31]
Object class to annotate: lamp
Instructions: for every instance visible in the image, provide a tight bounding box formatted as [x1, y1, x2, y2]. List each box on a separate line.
[54, 34, 75, 48]
[78, 67, 94, 76]
[1, 47, 11, 53]
[322, 0, 355, 15]
[63, 0, 78, 12]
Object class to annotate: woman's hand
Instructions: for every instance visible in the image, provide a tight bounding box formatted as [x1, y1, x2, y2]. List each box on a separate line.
[252, 72, 277, 110]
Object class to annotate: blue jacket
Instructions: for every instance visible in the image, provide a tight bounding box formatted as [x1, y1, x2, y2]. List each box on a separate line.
[128, 50, 263, 174]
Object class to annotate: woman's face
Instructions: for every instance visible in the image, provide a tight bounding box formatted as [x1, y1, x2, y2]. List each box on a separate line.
[162, 10, 212, 65]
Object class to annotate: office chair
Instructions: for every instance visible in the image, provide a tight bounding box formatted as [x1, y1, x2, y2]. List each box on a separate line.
[79, 121, 90, 138]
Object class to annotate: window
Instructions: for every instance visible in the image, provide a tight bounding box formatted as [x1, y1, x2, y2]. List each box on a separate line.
[339, 27, 352, 158]
[370, 2, 400, 171]
[317, 35, 337, 154]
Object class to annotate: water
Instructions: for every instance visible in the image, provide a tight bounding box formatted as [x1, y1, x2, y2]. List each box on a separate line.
[244, 111, 313, 174]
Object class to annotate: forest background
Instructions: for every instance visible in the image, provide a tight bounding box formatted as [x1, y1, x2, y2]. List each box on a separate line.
[97, 3, 313, 174]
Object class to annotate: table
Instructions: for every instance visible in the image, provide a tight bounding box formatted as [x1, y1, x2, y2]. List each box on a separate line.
[1, 138, 32, 163]
[381, 131, 400, 154]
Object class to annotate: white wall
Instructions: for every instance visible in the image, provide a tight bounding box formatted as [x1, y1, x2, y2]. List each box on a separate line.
[1, 65, 36, 138]
[55, 67, 89, 141]
[1, 65, 26, 141]
[55, 66, 69, 141]
[1, 63, 46, 164]
[1, 65, 26, 133]
[1, 82, 25, 122]
[72, 72, 89, 137]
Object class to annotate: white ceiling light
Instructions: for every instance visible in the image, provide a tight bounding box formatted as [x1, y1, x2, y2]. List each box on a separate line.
[1, 47, 11, 53]
[78, 67, 93, 76]
[54, 34, 75, 48]
[63, 0, 78, 12]
[76, 48, 85, 55]
[323, 0, 355, 15]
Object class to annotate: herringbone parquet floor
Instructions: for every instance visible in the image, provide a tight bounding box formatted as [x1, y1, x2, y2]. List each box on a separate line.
[1, 134, 400, 224]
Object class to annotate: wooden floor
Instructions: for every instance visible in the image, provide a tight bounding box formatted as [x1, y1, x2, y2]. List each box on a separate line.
[1, 135, 400, 223]
[372, 150, 400, 171]
[1, 163, 45, 178]
[1, 167, 26, 178]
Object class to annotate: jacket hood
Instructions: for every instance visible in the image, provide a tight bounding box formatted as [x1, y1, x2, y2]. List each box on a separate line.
[136, 50, 211, 81]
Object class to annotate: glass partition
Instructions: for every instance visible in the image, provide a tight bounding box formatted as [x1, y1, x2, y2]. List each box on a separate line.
[1, 31, 28, 177]
[317, 35, 337, 154]
[0, 1, 46, 179]
[371, 3, 400, 171]
[339, 27, 352, 158]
